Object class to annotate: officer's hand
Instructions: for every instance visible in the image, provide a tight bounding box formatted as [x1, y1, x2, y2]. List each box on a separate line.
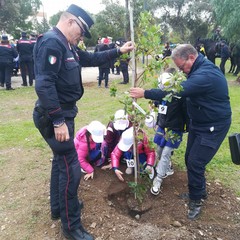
[129, 87, 145, 99]
[54, 123, 70, 142]
[115, 169, 124, 182]
[84, 172, 94, 181]
[120, 41, 135, 54]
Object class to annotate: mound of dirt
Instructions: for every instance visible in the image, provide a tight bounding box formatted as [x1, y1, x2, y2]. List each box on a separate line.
[70, 166, 240, 240]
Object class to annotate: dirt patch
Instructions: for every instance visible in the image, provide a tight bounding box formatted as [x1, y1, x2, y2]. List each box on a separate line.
[1, 152, 240, 240]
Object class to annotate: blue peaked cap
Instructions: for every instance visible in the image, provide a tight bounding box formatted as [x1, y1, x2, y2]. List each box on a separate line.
[66, 4, 94, 39]
[1, 35, 8, 41]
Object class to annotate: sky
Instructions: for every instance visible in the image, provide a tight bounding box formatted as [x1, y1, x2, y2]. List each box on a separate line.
[41, 0, 125, 18]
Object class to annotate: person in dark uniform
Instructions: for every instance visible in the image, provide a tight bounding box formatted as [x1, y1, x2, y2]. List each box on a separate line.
[0, 35, 18, 90]
[162, 42, 172, 60]
[98, 37, 110, 88]
[130, 44, 231, 221]
[32, 4, 134, 240]
[116, 40, 130, 84]
[220, 40, 230, 75]
[17, 32, 34, 86]
[30, 33, 37, 79]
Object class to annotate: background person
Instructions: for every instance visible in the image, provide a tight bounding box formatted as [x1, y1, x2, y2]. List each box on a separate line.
[0, 35, 18, 90]
[32, 3, 134, 240]
[17, 32, 34, 86]
[129, 43, 231, 220]
[220, 40, 230, 75]
[98, 37, 110, 88]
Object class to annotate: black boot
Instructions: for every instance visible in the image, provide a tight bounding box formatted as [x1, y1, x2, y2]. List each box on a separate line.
[179, 192, 208, 200]
[62, 225, 94, 240]
[188, 200, 202, 220]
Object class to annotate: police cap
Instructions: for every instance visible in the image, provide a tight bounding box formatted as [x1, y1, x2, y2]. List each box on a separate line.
[1, 35, 8, 41]
[66, 4, 94, 39]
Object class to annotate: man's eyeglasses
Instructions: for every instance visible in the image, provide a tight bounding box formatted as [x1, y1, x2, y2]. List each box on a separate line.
[178, 59, 187, 71]
[73, 19, 86, 37]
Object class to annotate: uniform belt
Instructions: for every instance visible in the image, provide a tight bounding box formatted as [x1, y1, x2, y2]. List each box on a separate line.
[60, 102, 76, 110]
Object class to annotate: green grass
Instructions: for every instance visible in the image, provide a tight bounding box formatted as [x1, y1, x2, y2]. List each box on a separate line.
[0, 59, 239, 196]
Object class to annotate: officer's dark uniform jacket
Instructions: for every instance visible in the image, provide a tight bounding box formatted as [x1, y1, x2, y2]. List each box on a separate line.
[0, 42, 18, 65]
[144, 54, 232, 126]
[34, 27, 121, 124]
[98, 44, 111, 69]
[17, 37, 34, 61]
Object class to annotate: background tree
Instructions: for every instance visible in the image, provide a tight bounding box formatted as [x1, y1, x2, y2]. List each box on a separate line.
[0, 0, 41, 38]
[49, 11, 62, 27]
[151, 0, 213, 43]
[34, 16, 50, 34]
[211, 0, 240, 42]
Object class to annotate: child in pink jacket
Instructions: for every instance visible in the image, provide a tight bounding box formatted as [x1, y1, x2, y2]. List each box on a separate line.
[111, 127, 155, 182]
[74, 121, 106, 180]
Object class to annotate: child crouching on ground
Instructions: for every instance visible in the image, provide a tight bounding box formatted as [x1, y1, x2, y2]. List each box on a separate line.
[74, 121, 106, 180]
[111, 126, 155, 182]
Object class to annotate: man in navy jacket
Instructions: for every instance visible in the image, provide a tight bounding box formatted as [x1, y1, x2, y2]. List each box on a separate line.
[130, 44, 231, 220]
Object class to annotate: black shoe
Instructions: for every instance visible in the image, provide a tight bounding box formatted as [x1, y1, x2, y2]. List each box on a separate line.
[51, 213, 60, 220]
[6, 87, 15, 90]
[179, 192, 208, 200]
[119, 82, 127, 84]
[188, 200, 202, 220]
[21, 83, 27, 86]
[0, 83, 4, 87]
[115, 73, 120, 75]
[62, 226, 94, 240]
[79, 225, 94, 240]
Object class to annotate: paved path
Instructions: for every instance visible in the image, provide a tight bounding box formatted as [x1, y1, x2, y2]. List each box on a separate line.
[4, 67, 124, 90]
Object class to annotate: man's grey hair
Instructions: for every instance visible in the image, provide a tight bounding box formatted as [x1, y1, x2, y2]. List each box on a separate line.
[171, 44, 198, 60]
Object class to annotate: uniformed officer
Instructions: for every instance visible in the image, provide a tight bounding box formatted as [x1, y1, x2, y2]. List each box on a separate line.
[32, 4, 134, 240]
[30, 33, 37, 79]
[0, 35, 18, 90]
[17, 32, 34, 86]
[129, 44, 231, 221]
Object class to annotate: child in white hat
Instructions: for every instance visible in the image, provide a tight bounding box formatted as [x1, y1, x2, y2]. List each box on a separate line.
[151, 68, 188, 195]
[111, 127, 155, 182]
[74, 121, 106, 180]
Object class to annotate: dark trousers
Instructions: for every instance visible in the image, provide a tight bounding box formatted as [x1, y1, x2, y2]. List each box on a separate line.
[99, 68, 109, 87]
[20, 60, 34, 86]
[0, 63, 13, 88]
[220, 57, 228, 75]
[33, 110, 82, 231]
[121, 68, 129, 83]
[185, 120, 231, 201]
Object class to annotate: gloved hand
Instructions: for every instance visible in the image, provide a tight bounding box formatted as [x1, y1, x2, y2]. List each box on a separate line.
[84, 172, 94, 181]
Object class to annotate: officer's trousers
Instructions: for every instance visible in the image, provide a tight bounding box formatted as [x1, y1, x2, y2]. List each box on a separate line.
[20, 59, 34, 86]
[185, 120, 231, 201]
[0, 63, 12, 88]
[33, 110, 82, 231]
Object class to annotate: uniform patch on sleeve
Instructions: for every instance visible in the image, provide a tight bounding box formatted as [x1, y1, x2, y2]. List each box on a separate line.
[44, 48, 61, 73]
[48, 55, 57, 65]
